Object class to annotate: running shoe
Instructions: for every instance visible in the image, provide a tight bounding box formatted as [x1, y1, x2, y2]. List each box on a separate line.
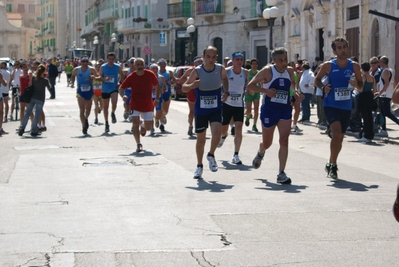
[140, 126, 146, 136]
[160, 124, 165, 132]
[155, 119, 160, 128]
[111, 112, 117, 124]
[30, 131, 41, 137]
[252, 151, 264, 169]
[188, 125, 194, 136]
[123, 111, 129, 120]
[394, 183, 399, 222]
[17, 127, 24, 136]
[193, 166, 203, 179]
[277, 172, 292, 184]
[325, 163, 338, 179]
[232, 154, 242, 164]
[252, 125, 258, 132]
[358, 137, 371, 143]
[291, 125, 303, 133]
[150, 128, 155, 136]
[85, 119, 89, 130]
[231, 126, 235, 136]
[206, 154, 218, 172]
[162, 116, 167, 125]
[376, 130, 388, 137]
[9, 115, 13, 121]
[3, 117, 8, 123]
[82, 126, 88, 135]
[245, 117, 250, 127]
[136, 143, 143, 153]
[217, 135, 227, 148]
[105, 122, 110, 133]
[94, 118, 98, 124]
[0, 128, 9, 135]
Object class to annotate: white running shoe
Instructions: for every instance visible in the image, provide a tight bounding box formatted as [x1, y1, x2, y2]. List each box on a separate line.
[206, 155, 218, 172]
[232, 154, 242, 164]
[358, 137, 371, 143]
[193, 166, 203, 179]
[277, 172, 292, 184]
[376, 130, 388, 137]
[217, 136, 227, 148]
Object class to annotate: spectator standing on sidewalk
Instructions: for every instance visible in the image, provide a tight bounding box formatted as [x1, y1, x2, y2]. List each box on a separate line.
[47, 58, 58, 99]
[0, 70, 8, 135]
[298, 61, 315, 123]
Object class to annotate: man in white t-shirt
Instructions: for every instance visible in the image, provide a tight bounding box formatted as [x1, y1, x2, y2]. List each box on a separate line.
[10, 61, 23, 121]
[0, 62, 11, 123]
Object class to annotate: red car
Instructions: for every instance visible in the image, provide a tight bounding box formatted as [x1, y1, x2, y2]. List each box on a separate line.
[173, 66, 192, 100]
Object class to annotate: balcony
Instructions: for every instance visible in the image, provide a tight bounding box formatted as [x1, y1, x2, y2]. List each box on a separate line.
[133, 20, 170, 33]
[167, 2, 194, 25]
[36, 17, 43, 21]
[117, 18, 134, 33]
[196, 0, 225, 22]
[81, 21, 96, 38]
[99, 7, 119, 22]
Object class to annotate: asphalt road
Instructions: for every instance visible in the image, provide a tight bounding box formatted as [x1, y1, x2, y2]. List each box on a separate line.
[0, 75, 398, 267]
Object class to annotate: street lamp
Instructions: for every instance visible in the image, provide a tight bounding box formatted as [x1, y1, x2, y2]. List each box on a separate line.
[93, 36, 99, 61]
[186, 17, 195, 65]
[111, 33, 117, 53]
[82, 38, 87, 49]
[263, 0, 279, 63]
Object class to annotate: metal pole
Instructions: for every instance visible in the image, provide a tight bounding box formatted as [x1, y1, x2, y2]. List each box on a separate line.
[269, 17, 275, 63]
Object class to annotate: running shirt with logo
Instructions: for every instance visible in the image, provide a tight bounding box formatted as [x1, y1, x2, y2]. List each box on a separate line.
[261, 65, 292, 108]
[194, 63, 223, 115]
[324, 59, 354, 110]
[378, 68, 394, 98]
[76, 67, 93, 100]
[101, 63, 120, 93]
[225, 68, 246, 107]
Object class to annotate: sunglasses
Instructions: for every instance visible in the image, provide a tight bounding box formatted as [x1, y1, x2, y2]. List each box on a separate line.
[370, 62, 378, 64]
[81, 60, 89, 63]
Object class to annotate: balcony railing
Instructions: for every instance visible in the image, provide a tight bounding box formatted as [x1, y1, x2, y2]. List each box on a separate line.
[167, 2, 193, 19]
[100, 8, 119, 21]
[117, 18, 133, 31]
[82, 21, 95, 35]
[196, 0, 224, 16]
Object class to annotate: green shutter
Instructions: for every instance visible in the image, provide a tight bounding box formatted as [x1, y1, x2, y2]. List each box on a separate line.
[182, 0, 190, 17]
[145, 5, 148, 18]
[105, 23, 111, 36]
[85, 15, 88, 26]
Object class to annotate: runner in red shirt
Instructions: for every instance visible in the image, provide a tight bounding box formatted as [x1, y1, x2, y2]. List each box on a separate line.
[119, 57, 161, 153]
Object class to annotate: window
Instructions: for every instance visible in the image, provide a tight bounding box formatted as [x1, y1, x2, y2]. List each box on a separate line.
[18, 4, 25, 13]
[347, 6, 359, 20]
[6, 4, 12, 12]
[29, 4, 35, 13]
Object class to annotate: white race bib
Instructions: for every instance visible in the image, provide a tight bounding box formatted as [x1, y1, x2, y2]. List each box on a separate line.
[270, 90, 288, 104]
[93, 84, 102, 90]
[334, 87, 351, 101]
[229, 93, 242, 105]
[200, 96, 217, 109]
[81, 85, 91, 92]
[106, 76, 115, 83]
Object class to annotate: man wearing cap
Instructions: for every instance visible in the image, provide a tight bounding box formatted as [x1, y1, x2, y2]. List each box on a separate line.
[182, 46, 229, 179]
[218, 51, 249, 165]
[70, 57, 100, 135]
[119, 58, 161, 153]
[98, 52, 124, 133]
[179, 56, 203, 136]
[47, 58, 58, 99]
[157, 58, 176, 132]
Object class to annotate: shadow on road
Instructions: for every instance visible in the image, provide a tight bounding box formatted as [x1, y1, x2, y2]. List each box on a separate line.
[221, 160, 252, 171]
[255, 179, 308, 193]
[186, 179, 234, 193]
[327, 179, 379, 192]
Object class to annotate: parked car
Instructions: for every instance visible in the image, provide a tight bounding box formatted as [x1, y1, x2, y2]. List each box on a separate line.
[172, 66, 192, 100]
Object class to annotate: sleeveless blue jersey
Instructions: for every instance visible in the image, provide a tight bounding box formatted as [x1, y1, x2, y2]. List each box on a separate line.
[324, 59, 354, 110]
[158, 70, 171, 94]
[77, 67, 93, 97]
[261, 65, 291, 108]
[194, 64, 223, 115]
[101, 63, 120, 93]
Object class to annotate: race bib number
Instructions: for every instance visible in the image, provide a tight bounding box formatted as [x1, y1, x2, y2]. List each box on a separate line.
[93, 83, 102, 90]
[334, 88, 351, 101]
[229, 93, 242, 105]
[270, 90, 288, 104]
[81, 85, 91, 92]
[106, 76, 115, 83]
[200, 96, 218, 109]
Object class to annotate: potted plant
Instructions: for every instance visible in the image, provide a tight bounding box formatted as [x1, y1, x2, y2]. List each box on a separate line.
[157, 18, 163, 22]
[142, 18, 148, 22]
[144, 22, 151, 28]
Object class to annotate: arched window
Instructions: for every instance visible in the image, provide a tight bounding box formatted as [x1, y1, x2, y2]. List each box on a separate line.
[371, 19, 380, 57]
[213, 37, 223, 64]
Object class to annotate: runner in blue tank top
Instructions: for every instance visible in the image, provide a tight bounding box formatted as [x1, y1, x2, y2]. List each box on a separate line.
[315, 37, 363, 179]
[247, 47, 295, 184]
[97, 52, 124, 133]
[182, 46, 229, 179]
[70, 57, 100, 135]
[157, 58, 176, 132]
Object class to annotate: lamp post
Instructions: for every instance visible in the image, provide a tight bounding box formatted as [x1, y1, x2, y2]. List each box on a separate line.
[93, 36, 99, 61]
[111, 33, 117, 53]
[186, 17, 195, 65]
[82, 38, 87, 49]
[65, 44, 68, 60]
[263, 0, 279, 63]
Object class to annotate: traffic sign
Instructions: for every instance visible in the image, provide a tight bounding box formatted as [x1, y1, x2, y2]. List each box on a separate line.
[143, 46, 152, 55]
[119, 44, 124, 50]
